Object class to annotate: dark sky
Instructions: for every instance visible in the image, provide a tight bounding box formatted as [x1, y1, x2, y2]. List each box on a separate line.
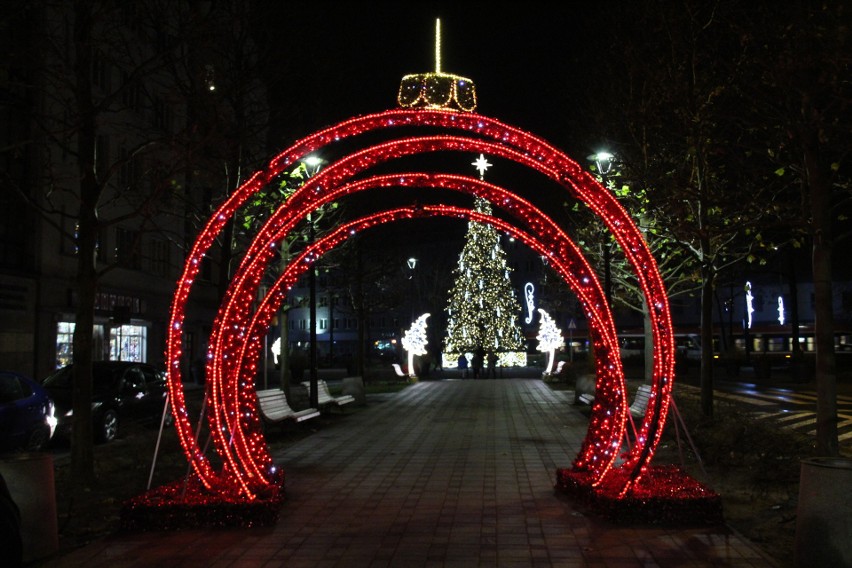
[254, 4, 611, 248]
[259, 3, 603, 159]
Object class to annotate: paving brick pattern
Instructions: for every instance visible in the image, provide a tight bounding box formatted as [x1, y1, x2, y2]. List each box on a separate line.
[49, 379, 779, 567]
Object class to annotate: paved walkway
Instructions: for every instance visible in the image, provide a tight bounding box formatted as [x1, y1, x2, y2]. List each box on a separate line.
[48, 379, 779, 567]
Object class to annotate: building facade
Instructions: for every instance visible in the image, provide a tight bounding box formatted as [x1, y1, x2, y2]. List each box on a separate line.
[0, 1, 268, 382]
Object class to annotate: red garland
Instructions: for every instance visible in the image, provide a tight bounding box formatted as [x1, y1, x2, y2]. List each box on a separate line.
[165, 108, 678, 503]
[555, 466, 723, 526]
[120, 470, 285, 531]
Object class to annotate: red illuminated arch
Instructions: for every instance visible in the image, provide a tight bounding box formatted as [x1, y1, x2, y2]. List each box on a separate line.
[164, 109, 675, 502]
[219, 178, 625, 491]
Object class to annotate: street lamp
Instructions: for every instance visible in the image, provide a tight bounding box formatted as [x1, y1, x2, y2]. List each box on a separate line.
[407, 257, 418, 316]
[587, 151, 616, 307]
[588, 151, 614, 177]
[305, 156, 323, 409]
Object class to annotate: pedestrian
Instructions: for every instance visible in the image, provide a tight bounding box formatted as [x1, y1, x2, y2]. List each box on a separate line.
[457, 353, 469, 378]
[471, 348, 483, 379]
[487, 350, 498, 379]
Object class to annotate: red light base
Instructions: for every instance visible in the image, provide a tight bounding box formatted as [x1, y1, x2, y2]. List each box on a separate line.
[555, 466, 723, 526]
[121, 471, 285, 531]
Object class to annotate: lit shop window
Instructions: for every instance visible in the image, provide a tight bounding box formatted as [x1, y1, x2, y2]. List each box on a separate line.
[109, 324, 147, 362]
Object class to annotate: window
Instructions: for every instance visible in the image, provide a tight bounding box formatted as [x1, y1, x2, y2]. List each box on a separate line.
[115, 227, 141, 269]
[152, 96, 173, 132]
[118, 146, 142, 190]
[56, 322, 74, 368]
[149, 239, 170, 277]
[96, 134, 110, 178]
[91, 48, 111, 91]
[62, 213, 106, 260]
[120, 71, 141, 111]
[109, 324, 147, 362]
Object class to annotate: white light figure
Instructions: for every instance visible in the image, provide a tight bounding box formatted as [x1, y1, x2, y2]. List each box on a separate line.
[536, 309, 564, 375]
[524, 282, 535, 324]
[402, 313, 430, 377]
[472, 154, 492, 178]
[777, 296, 785, 325]
[745, 281, 754, 329]
[271, 337, 281, 365]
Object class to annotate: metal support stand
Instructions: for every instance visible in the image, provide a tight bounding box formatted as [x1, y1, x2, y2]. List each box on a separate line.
[148, 393, 171, 491]
[669, 397, 707, 477]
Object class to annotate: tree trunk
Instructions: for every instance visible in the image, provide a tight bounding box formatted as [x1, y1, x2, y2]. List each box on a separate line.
[642, 300, 653, 384]
[70, 0, 98, 488]
[787, 248, 802, 382]
[278, 309, 291, 401]
[805, 136, 838, 456]
[699, 257, 715, 418]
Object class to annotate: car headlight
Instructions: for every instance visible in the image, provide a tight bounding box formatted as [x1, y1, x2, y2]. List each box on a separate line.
[63, 401, 103, 417]
[45, 402, 57, 434]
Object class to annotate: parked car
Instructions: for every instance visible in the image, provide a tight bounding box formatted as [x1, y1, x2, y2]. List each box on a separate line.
[42, 361, 170, 443]
[0, 370, 56, 452]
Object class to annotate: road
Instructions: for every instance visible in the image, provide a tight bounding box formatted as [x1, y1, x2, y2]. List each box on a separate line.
[678, 378, 852, 457]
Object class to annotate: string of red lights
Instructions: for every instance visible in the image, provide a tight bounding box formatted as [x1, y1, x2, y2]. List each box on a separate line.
[164, 108, 675, 503]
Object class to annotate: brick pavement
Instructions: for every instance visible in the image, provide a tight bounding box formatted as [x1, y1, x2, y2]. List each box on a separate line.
[46, 378, 780, 567]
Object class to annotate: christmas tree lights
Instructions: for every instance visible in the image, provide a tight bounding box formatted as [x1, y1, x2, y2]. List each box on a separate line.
[443, 155, 525, 367]
[443, 195, 525, 366]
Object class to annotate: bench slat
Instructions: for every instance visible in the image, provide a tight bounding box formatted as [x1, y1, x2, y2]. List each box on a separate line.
[256, 388, 319, 423]
[302, 380, 355, 407]
[629, 385, 653, 418]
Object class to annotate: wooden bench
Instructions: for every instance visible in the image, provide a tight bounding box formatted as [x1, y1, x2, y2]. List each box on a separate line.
[256, 388, 320, 423]
[629, 384, 653, 419]
[580, 385, 651, 413]
[301, 380, 355, 410]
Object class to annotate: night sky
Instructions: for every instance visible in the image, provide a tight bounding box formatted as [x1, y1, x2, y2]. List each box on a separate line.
[253, 4, 608, 245]
[258, 3, 602, 158]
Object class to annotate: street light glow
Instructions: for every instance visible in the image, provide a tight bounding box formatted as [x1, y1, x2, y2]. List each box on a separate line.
[587, 151, 615, 176]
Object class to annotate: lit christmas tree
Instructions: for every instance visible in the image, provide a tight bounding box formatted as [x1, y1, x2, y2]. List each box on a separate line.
[443, 155, 526, 367]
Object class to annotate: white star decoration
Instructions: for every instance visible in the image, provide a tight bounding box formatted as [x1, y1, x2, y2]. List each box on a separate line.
[472, 154, 492, 179]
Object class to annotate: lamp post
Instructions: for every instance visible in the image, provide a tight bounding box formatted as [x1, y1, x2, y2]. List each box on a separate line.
[305, 156, 323, 409]
[405, 257, 418, 373]
[407, 257, 418, 322]
[587, 151, 615, 307]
